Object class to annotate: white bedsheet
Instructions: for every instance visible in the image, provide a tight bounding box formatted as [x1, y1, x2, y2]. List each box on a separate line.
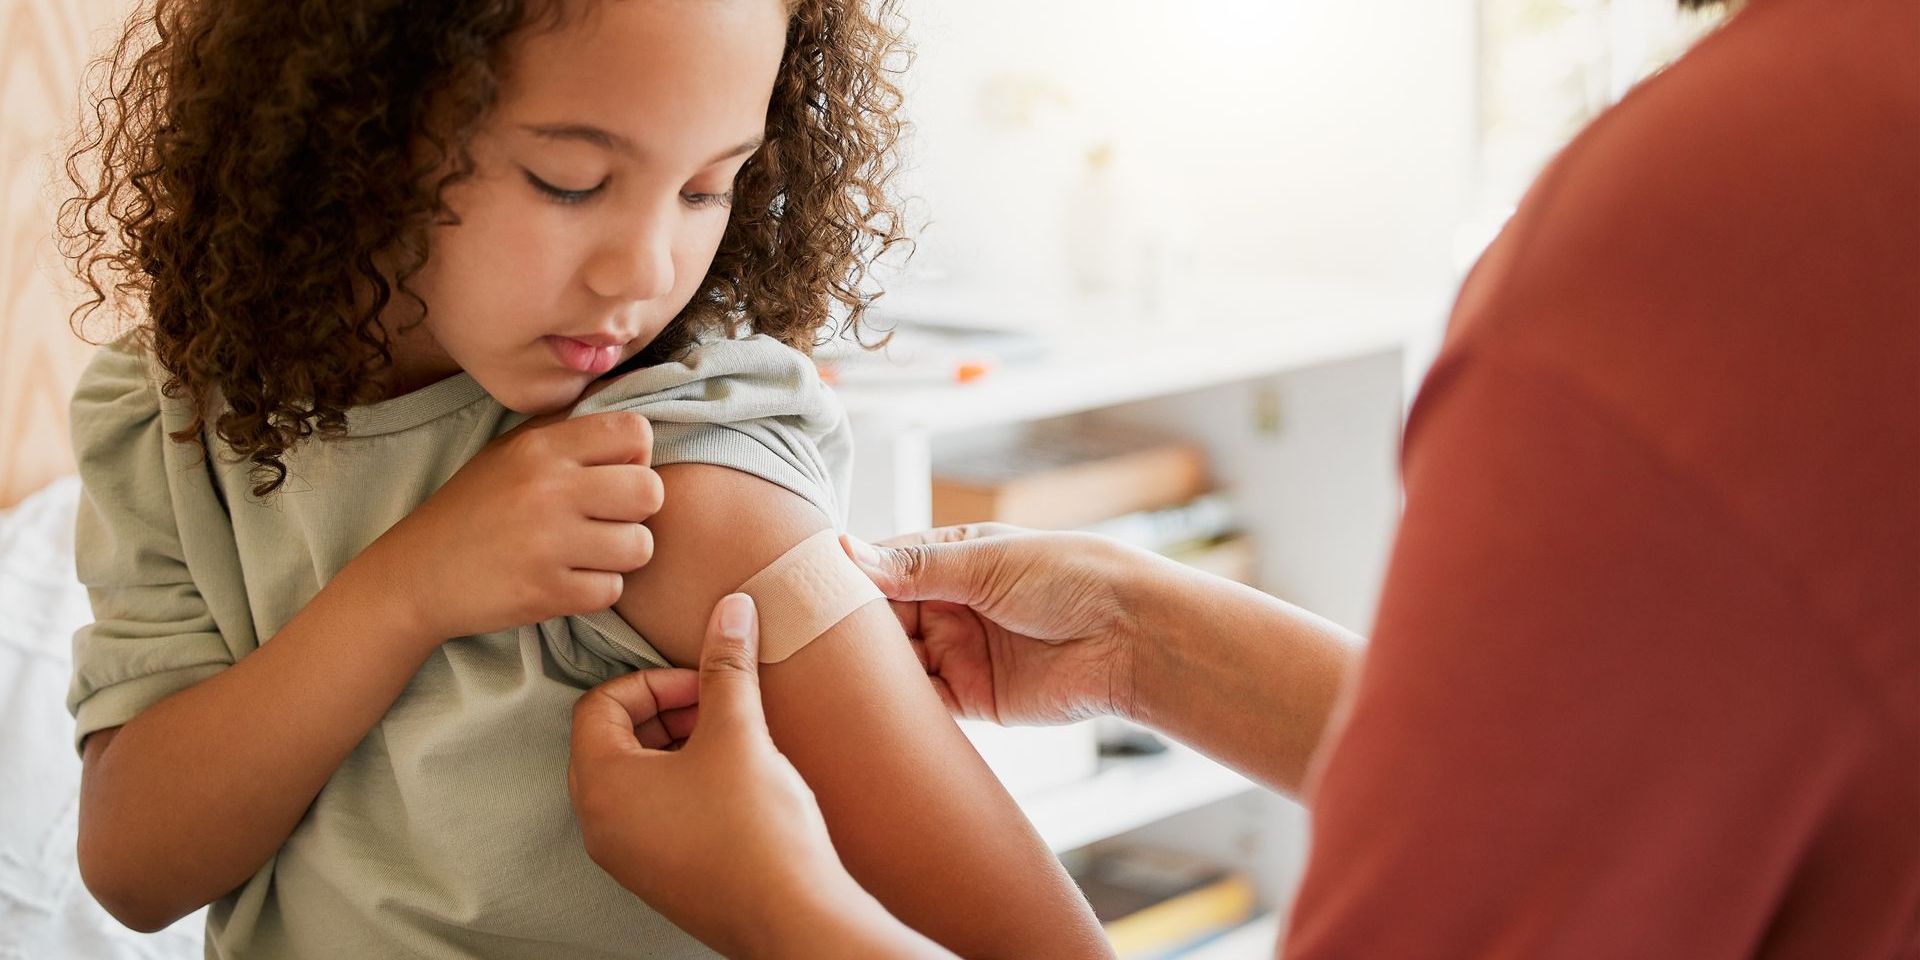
[0, 478, 201, 960]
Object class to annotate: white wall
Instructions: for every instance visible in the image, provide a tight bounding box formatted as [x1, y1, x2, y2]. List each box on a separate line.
[887, 0, 1480, 312]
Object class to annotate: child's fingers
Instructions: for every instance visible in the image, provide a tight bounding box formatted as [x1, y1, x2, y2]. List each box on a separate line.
[571, 518, 656, 573]
[504, 378, 622, 437]
[550, 411, 654, 467]
[574, 464, 665, 523]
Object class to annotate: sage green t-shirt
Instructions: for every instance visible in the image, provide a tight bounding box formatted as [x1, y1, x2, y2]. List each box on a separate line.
[66, 335, 853, 959]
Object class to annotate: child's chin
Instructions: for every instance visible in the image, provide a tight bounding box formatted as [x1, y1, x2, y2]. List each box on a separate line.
[484, 377, 589, 417]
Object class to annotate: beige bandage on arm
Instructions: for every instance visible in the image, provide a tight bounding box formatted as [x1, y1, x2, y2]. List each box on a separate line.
[737, 529, 888, 663]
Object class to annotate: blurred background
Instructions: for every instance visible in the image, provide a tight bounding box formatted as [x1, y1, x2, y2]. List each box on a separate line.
[824, 6, 1716, 950]
[1, 0, 1721, 956]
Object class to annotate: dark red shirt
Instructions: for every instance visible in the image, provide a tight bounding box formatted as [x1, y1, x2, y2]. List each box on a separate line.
[1286, 0, 1920, 955]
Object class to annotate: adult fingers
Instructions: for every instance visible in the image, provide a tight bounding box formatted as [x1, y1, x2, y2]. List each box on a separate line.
[691, 594, 772, 745]
[569, 686, 641, 767]
[569, 667, 700, 765]
[840, 533, 997, 606]
[885, 598, 921, 638]
[872, 523, 1024, 549]
[660, 704, 700, 743]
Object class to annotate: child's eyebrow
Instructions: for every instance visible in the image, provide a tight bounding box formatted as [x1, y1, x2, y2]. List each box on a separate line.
[520, 122, 765, 166]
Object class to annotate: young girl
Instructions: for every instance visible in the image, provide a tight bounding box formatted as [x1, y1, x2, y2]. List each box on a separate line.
[58, 0, 1111, 957]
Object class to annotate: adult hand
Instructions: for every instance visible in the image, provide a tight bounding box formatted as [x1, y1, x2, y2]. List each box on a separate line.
[567, 594, 872, 959]
[840, 525, 1165, 726]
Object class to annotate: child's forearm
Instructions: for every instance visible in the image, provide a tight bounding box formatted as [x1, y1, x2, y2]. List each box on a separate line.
[77, 546, 440, 932]
[762, 884, 956, 960]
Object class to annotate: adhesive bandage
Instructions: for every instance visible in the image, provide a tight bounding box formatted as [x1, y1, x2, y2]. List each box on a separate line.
[737, 529, 887, 663]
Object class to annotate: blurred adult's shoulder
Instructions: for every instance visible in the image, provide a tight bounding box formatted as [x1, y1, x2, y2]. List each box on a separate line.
[1446, 0, 1917, 364]
[1421, 0, 1918, 658]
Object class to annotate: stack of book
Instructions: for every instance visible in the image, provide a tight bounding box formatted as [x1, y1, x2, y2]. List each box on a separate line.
[931, 423, 1254, 585]
[1071, 844, 1261, 959]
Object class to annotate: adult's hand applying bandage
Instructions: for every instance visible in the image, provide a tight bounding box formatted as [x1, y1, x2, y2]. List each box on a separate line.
[845, 525, 1364, 796]
[839, 526, 1157, 726]
[567, 594, 948, 959]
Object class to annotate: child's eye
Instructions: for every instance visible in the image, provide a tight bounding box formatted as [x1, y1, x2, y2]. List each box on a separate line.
[523, 169, 603, 205]
[681, 190, 735, 210]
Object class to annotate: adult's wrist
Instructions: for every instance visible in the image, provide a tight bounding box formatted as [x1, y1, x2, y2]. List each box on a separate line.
[1111, 546, 1203, 727]
[1076, 534, 1195, 725]
[1116, 551, 1365, 793]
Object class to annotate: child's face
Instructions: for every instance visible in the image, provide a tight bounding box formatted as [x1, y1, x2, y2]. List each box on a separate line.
[396, 0, 788, 413]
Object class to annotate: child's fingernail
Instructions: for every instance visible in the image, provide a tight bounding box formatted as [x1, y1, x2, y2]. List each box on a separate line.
[719, 593, 756, 640]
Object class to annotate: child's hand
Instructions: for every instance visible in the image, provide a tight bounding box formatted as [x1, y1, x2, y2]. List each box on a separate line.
[364, 411, 664, 643]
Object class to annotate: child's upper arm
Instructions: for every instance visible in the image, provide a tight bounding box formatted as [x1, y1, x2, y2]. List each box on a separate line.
[612, 463, 1109, 959]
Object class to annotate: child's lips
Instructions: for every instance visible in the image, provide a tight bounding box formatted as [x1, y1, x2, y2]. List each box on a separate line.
[544, 335, 624, 374]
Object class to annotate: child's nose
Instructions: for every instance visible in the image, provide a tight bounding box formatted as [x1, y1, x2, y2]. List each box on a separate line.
[585, 217, 676, 303]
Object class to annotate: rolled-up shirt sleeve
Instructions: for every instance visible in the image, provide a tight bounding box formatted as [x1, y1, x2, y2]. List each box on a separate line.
[67, 345, 237, 753]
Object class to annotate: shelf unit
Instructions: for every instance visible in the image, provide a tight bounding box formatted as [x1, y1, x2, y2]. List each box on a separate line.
[1024, 743, 1255, 855]
[833, 279, 1437, 944]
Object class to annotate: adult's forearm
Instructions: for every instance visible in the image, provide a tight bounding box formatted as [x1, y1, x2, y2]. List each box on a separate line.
[79, 549, 439, 931]
[1126, 559, 1365, 796]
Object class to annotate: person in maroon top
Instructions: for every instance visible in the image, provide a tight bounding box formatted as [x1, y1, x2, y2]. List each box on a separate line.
[562, 0, 1919, 955]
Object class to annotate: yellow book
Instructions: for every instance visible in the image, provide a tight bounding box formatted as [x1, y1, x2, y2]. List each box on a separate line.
[1074, 844, 1258, 959]
[1105, 874, 1257, 958]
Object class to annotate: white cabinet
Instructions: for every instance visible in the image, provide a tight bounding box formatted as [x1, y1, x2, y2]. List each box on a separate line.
[832, 281, 1433, 939]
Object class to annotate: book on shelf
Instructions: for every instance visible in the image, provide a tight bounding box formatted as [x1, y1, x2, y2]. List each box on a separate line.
[1080, 493, 1236, 553]
[1071, 844, 1258, 960]
[931, 423, 1209, 530]
[1164, 533, 1257, 587]
[1162, 913, 1280, 960]
[931, 422, 1260, 586]
[1084, 495, 1258, 586]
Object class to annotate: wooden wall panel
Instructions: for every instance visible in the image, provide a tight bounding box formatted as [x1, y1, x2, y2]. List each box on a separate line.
[2, 0, 133, 507]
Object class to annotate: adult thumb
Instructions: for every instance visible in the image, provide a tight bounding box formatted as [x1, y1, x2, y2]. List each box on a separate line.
[696, 593, 771, 742]
[840, 534, 983, 606]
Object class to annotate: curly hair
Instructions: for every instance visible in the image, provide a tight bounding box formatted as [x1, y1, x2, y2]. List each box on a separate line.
[60, 0, 910, 496]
